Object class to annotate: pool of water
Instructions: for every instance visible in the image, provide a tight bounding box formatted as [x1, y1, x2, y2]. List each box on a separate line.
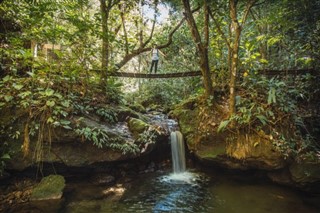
[16, 169, 319, 213]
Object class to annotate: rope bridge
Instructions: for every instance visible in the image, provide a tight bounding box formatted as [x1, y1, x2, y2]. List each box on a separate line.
[108, 71, 202, 78]
[95, 69, 316, 79]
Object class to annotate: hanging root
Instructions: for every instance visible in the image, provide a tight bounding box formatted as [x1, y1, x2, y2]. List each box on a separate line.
[23, 122, 30, 157]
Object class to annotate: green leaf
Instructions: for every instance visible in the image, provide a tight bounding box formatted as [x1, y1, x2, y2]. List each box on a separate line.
[1, 154, 10, 160]
[4, 95, 13, 102]
[21, 100, 30, 108]
[18, 91, 31, 98]
[259, 58, 268, 64]
[60, 120, 71, 125]
[46, 100, 55, 107]
[27, 71, 34, 77]
[13, 84, 23, 90]
[54, 93, 63, 99]
[256, 115, 268, 125]
[3, 75, 11, 82]
[61, 100, 70, 108]
[268, 88, 276, 104]
[47, 117, 54, 123]
[218, 120, 230, 132]
[63, 125, 72, 130]
[45, 88, 55, 97]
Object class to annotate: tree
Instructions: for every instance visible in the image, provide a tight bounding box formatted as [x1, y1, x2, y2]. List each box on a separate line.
[209, 0, 258, 116]
[181, 0, 213, 98]
[227, 0, 257, 116]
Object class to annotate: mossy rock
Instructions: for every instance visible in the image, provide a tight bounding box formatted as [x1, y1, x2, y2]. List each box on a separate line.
[170, 99, 199, 139]
[31, 175, 65, 201]
[116, 106, 147, 122]
[197, 143, 226, 159]
[129, 103, 146, 113]
[128, 118, 149, 138]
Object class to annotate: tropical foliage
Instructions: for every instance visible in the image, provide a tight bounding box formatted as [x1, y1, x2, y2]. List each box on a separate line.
[0, 0, 319, 173]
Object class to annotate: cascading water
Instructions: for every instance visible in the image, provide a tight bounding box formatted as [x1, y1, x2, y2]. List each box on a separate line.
[170, 131, 186, 173]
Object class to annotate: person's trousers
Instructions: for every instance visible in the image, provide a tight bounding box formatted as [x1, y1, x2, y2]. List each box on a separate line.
[150, 60, 158, 73]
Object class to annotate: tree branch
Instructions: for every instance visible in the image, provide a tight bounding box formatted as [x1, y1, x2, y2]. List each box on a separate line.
[142, 17, 156, 48]
[119, 3, 129, 54]
[240, 0, 257, 28]
[182, 0, 204, 52]
[204, 1, 209, 48]
[208, 7, 231, 50]
[114, 7, 201, 71]
[115, 20, 183, 70]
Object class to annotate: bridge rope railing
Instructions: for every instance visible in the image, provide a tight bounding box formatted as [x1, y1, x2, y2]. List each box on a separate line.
[107, 70, 202, 78]
[90, 69, 317, 79]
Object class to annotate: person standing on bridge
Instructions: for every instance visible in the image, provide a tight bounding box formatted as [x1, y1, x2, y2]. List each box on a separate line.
[149, 45, 165, 74]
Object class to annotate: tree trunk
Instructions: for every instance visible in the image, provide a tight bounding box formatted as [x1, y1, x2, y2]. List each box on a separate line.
[100, 0, 110, 82]
[182, 0, 213, 98]
[228, 0, 241, 116]
[228, 0, 256, 116]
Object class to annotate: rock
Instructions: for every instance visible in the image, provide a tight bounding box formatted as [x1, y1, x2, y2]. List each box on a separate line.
[102, 184, 126, 201]
[7, 115, 137, 170]
[267, 161, 320, 192]
[289, 161, 320, 186]
[127, 117, 150, 138]
[268, 169, 293, 186]
[129, 103, 146, 113]
[116, 106, 146, 122]
[91, 174, 115, 186]
[5, 107, 169, 172]
[226, 133, 286, 170]
[30, 175, 65, 201]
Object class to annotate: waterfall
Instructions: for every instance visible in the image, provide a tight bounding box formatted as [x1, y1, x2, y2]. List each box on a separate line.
[170, 131, 186, 173]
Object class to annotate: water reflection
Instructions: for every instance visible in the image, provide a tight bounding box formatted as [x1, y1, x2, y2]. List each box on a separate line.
[13, 170, 320, 213]
[119, 171, 211, 213]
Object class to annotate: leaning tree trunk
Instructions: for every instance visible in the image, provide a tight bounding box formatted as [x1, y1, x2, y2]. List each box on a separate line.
[182, 0, 213, 98]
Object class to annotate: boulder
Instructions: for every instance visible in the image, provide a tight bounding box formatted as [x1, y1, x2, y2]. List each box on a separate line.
[115, 106, 147, 122]
[289, 161, 320, 185]
[30, 175, 65, 201]
[127, 117, 149, 138]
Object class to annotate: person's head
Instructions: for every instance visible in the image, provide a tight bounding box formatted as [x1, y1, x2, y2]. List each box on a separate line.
[153, 44, 157, 48]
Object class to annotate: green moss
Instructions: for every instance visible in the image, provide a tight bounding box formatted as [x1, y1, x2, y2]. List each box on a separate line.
[116, 106, 147, 122]
[130, 103, 146, 113]
[197, 143, 226, 159]
[31, 175, 65, 200]
[171, 106, 198, 137]
[128, 118, 149, 139]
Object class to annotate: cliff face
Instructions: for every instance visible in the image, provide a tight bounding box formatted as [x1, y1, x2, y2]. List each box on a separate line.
[5, 106, 170, 172]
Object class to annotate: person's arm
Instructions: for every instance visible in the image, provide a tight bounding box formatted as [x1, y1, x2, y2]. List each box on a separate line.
[158, 49, 166, 57]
